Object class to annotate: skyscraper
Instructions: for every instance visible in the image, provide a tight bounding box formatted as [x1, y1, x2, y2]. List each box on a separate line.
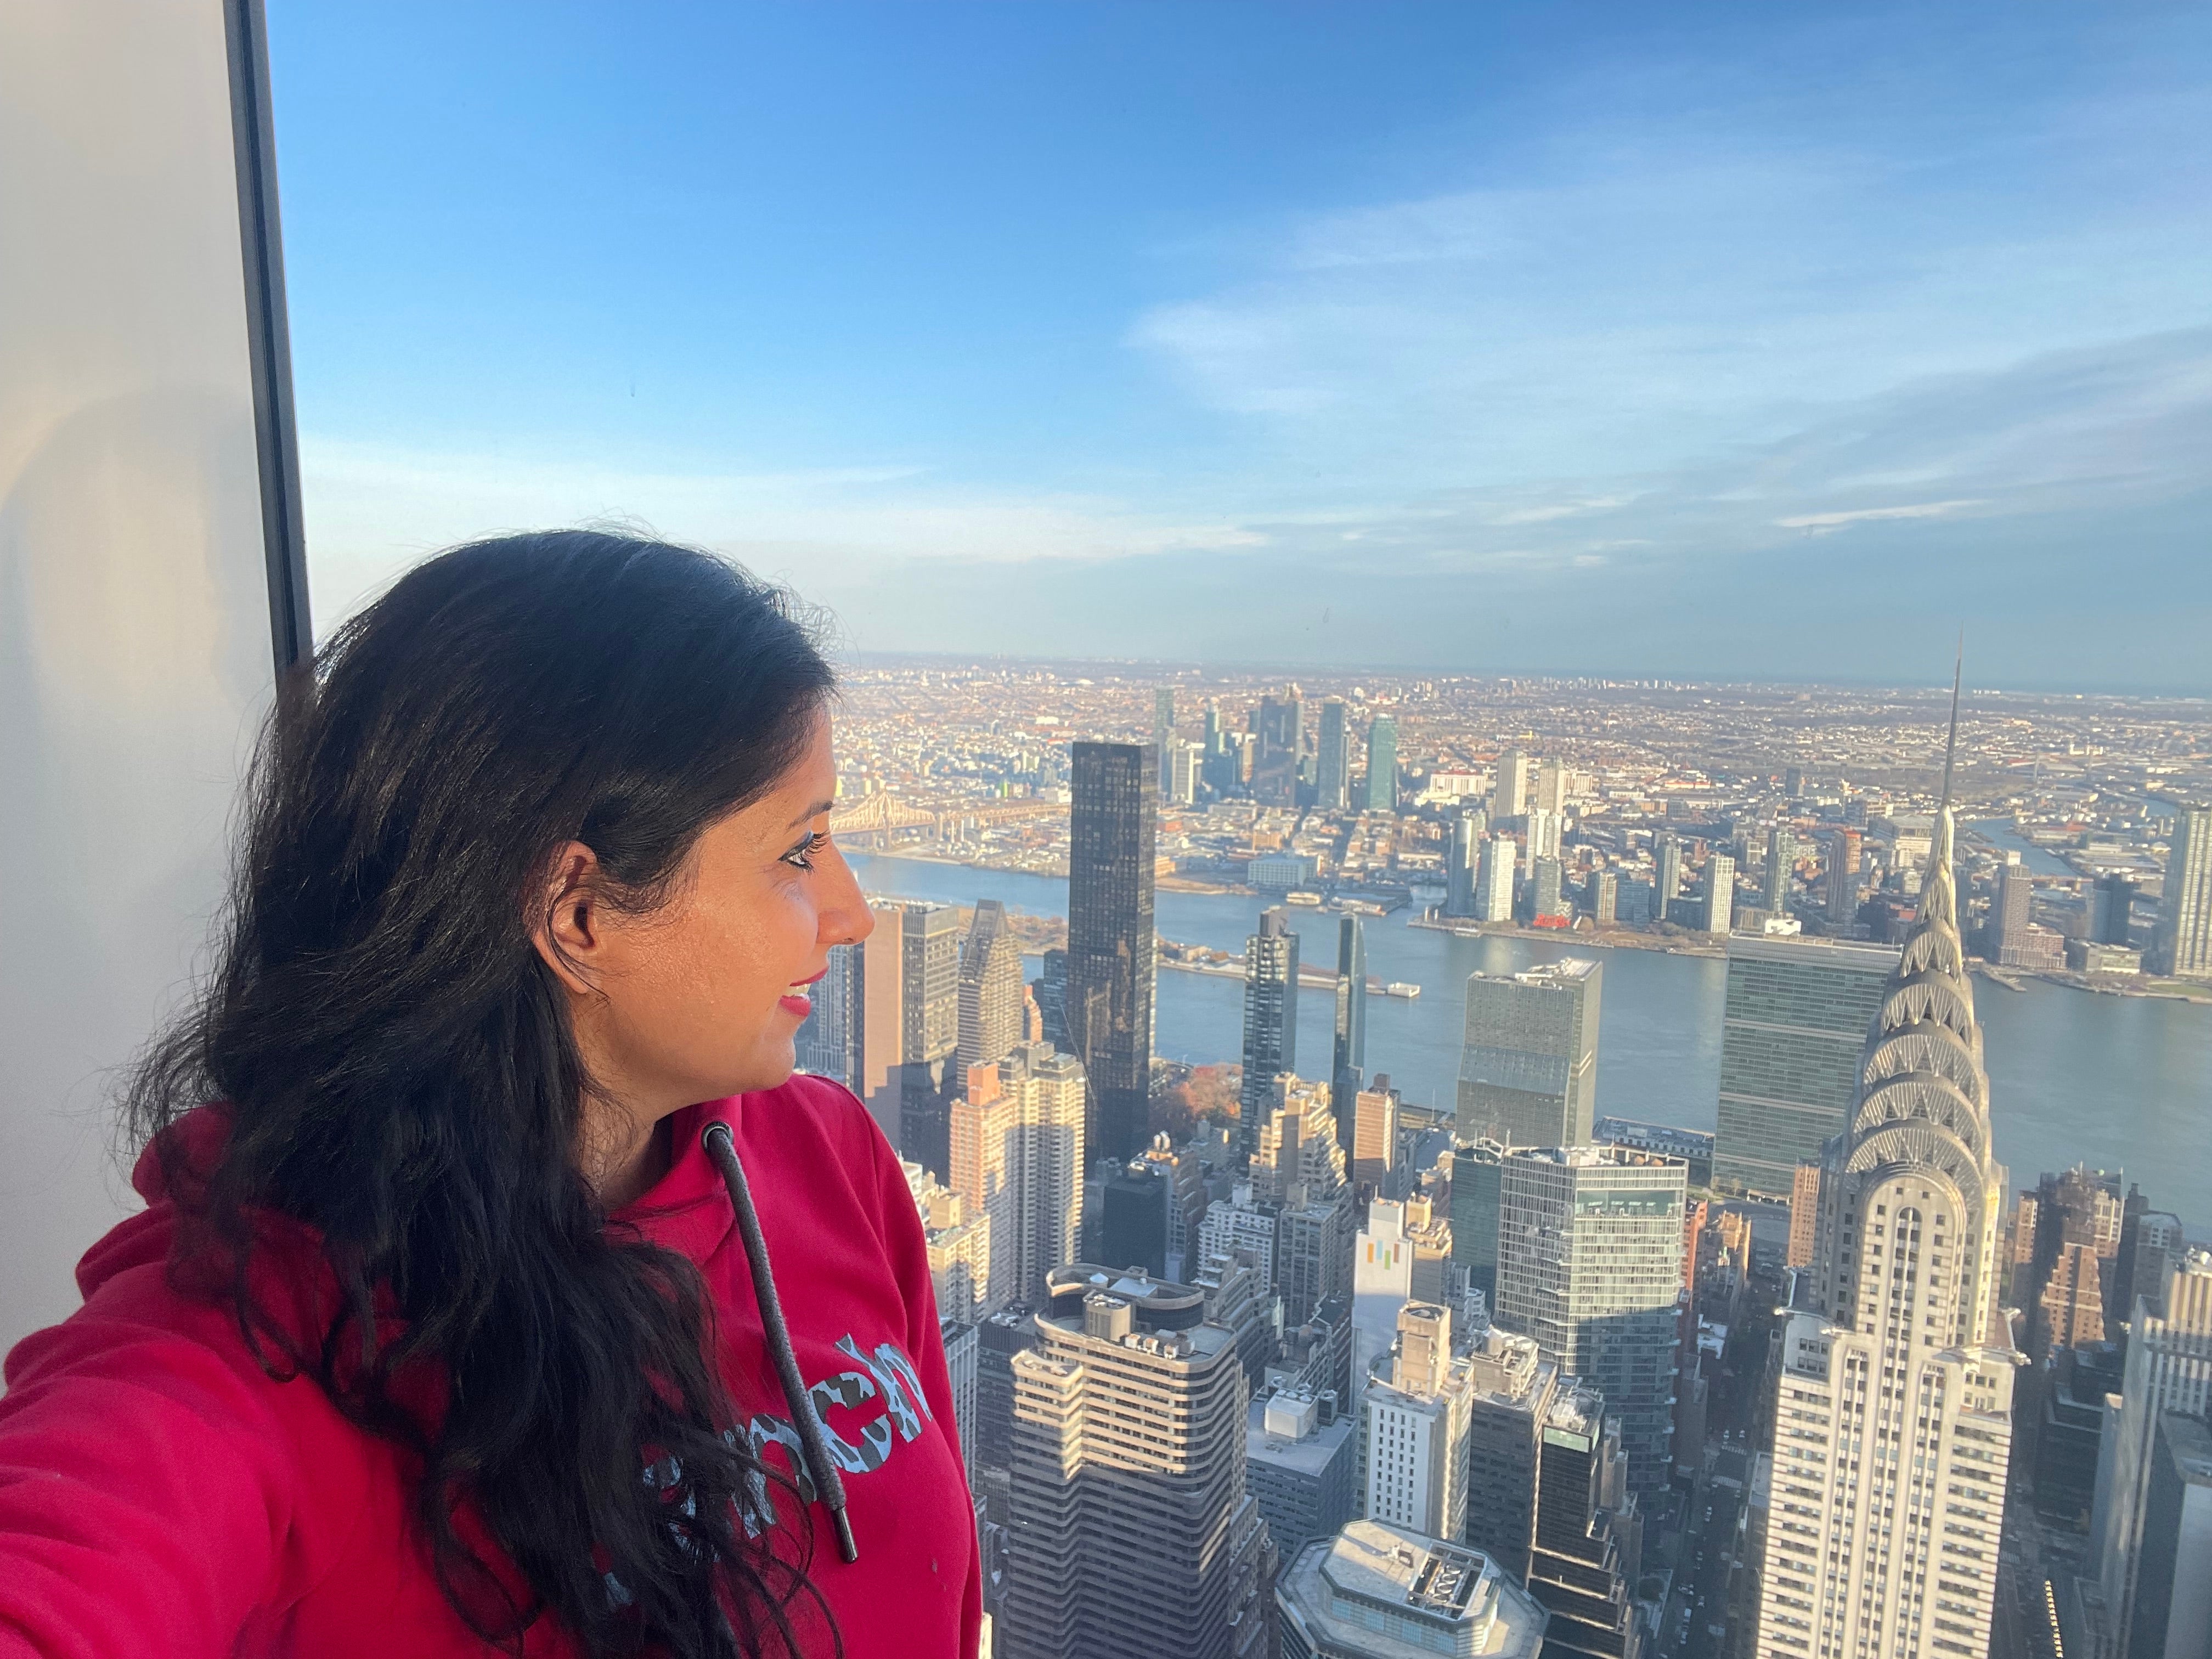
[1255, 689, 1306, 806]
[1702, 851, 1735, 934]
[1446, 814, 1481, 918]
[2150, 804, 2211, 980]
[1589, 869, 1618, 925]
[1154, 686, 1177, 755]
[1334, 914, 1367, 1121]
[2089, 1250, 2212, 1659]
[1450, 1139, 1504, 1308]
[1462, 1328, 1559, 1583]
[1713, 936, 1897, 1197]
[1527, 1384, 1643, 1659]
[1751, 676, 2019, 1659]
[1318, 698, 1351, 810]
[1531, 856, 1566, 921]
[1356, 1300, 1474, 1542]
[950, 1041, 1088, 1314]
[1364, 715, 1398, 812]
[1526, 807, 1562, 862]
[1495, 1146, 1685, 1493]
[1068, 740, 1158, 1163]
[1242, 907, 1301, 1132]
[1991, 858, 2035, 963]
[2121, 1412, 2212, 1659]
[1032, 947, 1068, 1052]
[1533, 759, 1566, 815]
[958, 899, 1025, 1081]
[1475, 836, 1517, 923]
[1001, 1268, 1272, 1659]
[794, 938, 864, 1089]
[1825, 828, 1862, 927]
[1766, 823, 1798, 915]
[1455, 959, 1602, 1148]
[1493, 749, 1532, 821]
[1655, 832, 1683, 921]
[1276, 1519, 1551, 1659]
[1167, 741, 1201, 806]
[859, 898, 910, 1143]
[896, 900, 963, 1181]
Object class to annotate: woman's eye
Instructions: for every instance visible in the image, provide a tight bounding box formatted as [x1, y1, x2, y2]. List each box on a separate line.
[782, 831, 827, 870]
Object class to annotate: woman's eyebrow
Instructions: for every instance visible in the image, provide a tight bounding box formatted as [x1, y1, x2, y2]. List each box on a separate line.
[785, 798, 837, 830]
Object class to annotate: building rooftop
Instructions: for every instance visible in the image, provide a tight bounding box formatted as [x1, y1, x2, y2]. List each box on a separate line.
[1248, 1391, 1356, 1477]
[1469, 957, 1600, 988]
[1278, 1520, 1549, 1659]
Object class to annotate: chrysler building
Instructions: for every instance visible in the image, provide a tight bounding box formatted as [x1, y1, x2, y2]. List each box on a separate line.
[1753, 661, 2019, 1659]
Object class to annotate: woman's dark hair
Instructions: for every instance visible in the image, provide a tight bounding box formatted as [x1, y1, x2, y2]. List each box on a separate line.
[127, 531, 839, 1657]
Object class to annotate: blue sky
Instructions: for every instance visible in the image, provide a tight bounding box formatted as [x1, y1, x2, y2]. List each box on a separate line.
[272, 3, 2212, 690]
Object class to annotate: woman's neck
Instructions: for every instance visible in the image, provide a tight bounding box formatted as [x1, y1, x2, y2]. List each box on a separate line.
[585, 1110, 675, 1211]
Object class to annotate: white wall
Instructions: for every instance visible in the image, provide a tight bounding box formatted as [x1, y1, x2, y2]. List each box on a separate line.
[0, 2, 275, 1355]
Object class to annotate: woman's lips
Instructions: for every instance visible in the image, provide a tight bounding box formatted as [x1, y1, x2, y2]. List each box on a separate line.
[779, 966, 829, 1019]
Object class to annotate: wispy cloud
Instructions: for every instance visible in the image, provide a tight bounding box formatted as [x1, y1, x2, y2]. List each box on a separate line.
[301, 438, 1268, 630]
[1775, 499, 1986, 533]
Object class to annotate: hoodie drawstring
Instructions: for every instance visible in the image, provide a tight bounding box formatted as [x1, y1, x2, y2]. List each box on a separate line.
[699, 1120, 861, 1564]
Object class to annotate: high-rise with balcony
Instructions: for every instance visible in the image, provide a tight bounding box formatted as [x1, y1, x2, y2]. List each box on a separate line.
[1455, 958, 1602, 1149]
[1767, 823, 1798, 916]
[1364, 715, 1398, 812]
[1241, 907, 1301, 1132]
[1000, 1267, 1272, 1659]
[1751, 694, 2020, 1659]
[1712, 936, 1897, 1198]
[1333, 915, 1367, 1122]
[1494, 1146, 1684, 1493]
[958, 898, 1026, 1081]
[2149, 804, 2211, 980]
[1318, 698, 1351, 810]
[1068, 740, 1158, 1163]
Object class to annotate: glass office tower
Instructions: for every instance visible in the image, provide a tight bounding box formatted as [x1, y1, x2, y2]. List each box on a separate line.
[1711, 935, 1896, 1197]
[1068, 740, 1159, 1163]
[1455, 958, 1601, 1149]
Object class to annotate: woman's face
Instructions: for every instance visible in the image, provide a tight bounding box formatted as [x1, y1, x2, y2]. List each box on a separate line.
[540, 708, 873, 1125]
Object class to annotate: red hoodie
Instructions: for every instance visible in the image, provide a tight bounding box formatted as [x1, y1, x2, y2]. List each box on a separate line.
[0, 1075, 981, 1658]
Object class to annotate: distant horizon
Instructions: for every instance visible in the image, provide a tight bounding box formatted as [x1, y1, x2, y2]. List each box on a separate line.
[834, 650, 2212, 705]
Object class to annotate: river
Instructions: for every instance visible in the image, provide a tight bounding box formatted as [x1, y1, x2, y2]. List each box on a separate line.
[847, 853, 2212, 1231]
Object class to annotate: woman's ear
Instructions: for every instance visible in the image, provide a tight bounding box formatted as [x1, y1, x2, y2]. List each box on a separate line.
[531, 842, 606, 997]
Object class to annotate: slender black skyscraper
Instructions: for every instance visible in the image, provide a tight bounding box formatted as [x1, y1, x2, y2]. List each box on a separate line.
[1239, 906, 1300, 1136]
[1317, 698, 1350, 810]
[1333, 914, 1367, 1133]
[1068, 740, 1158, 1163]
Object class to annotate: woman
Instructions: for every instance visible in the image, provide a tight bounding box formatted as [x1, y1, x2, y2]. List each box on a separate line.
[0, 532, 980, 1658]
